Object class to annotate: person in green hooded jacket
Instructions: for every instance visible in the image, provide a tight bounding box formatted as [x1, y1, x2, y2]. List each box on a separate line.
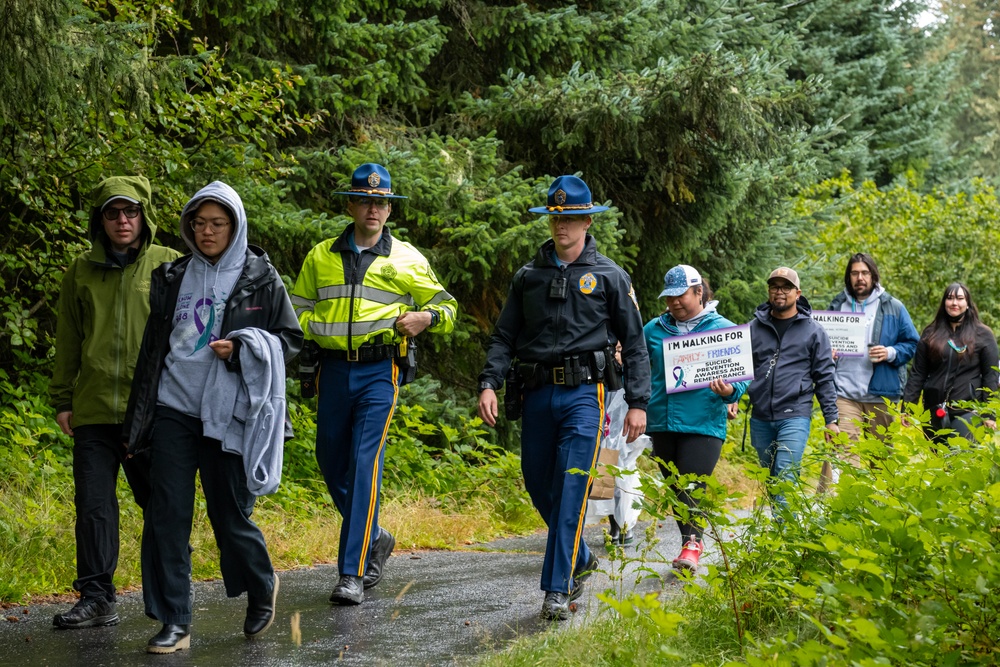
[50, 176, 181, 629]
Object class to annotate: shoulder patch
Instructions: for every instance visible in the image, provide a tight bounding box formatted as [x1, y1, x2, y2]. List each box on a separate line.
[579, 272, 597, 295]
[629, 285, 640, 311]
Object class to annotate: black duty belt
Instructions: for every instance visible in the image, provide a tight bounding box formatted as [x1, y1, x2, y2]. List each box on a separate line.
[544, 364, 595, 386]
[517, 353, 599, 389]
[321, 344, 398, 362]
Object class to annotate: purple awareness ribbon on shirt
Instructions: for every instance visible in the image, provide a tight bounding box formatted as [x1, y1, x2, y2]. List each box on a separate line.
[192, 297, 218, 352]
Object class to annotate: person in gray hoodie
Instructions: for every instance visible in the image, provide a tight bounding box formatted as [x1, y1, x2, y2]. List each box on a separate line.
[820, 253, 919, 491]
[123, 182, 302, 654]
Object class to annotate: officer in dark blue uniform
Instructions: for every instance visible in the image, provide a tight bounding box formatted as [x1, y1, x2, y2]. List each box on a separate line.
[477, 175, 650, 620]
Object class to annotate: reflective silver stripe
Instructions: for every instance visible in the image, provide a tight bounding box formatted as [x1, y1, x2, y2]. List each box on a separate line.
[422, 290, 455, 307]
[438, 304, 456, 322]
[317, 284, 415, 307]
[308, 318, 398, 337]
[291, 295, 315, 317]
[317, 285, 352, 300]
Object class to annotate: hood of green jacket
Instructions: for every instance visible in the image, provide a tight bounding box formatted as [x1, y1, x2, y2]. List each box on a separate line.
[87, 176, 159, 263]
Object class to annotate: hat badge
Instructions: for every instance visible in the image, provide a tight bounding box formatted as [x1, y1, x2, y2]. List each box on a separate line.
[368, 172, 381, 188]
[554, 189, 567, 205]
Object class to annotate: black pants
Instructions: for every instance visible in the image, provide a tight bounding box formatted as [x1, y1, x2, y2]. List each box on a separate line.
[650, 431, 723, 541]
[72, 424, 151, 601]
[928, 410, 977, 444]
[142, 407, 273, 625]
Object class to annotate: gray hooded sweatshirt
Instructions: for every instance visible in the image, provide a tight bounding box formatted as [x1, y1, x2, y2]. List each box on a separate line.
[156, 181, 249, 416]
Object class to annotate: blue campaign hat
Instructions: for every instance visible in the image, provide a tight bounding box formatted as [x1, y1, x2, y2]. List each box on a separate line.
[332, 163, 408, 199]
[528, 175, 610, 215]
[659, 265, 703, 298]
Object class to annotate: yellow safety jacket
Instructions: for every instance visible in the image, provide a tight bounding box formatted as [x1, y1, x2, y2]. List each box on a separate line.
[291, 225, 457, 352]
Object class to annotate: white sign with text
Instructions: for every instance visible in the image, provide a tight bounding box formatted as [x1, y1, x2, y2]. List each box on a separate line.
[662, 324, 754, 394]
[811, 310, 867, 357]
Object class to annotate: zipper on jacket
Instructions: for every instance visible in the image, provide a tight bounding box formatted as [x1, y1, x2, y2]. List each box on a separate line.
[113, 266, 126, 423]
[348, 254, 359, 355]
[550, 265, 567, 361]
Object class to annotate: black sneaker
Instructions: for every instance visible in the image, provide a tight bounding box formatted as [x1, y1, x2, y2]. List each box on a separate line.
[53, 597, 120, 629]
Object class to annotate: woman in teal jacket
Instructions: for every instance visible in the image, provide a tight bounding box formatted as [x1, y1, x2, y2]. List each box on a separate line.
[644, 266, 748, 572]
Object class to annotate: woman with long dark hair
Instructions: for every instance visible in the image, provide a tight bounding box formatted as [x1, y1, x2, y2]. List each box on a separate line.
[903, 282, 998, 441]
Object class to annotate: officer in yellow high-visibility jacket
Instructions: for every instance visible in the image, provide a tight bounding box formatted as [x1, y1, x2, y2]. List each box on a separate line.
[291, 163, 457, 606]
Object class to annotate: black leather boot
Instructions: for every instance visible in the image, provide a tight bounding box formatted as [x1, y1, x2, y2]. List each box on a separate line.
[146, 624, 190, 654]
[244, 574, 279, 638]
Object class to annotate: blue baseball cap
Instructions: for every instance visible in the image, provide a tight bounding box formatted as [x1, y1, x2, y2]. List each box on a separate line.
[332, 163, 408, 199]
[528, 175, 610, 215]
[659, 265, 703, 298]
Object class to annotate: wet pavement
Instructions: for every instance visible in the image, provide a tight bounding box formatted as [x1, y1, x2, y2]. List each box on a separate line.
[0, 522, 690, 665]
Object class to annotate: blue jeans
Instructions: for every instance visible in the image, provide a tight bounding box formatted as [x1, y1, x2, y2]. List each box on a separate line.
[749, 417, 811, 510]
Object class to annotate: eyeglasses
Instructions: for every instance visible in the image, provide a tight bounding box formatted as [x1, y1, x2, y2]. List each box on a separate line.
[768, 284, 797, 294]
[103, 205, 142, 221]
[849, 270, 871, 279]
[190, 218, 231, 232]
[348, 196, 390, 209]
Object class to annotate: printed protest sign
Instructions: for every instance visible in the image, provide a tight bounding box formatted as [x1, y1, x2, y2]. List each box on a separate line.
[811, 311, 866, 357]
[663, 324, 754, 394]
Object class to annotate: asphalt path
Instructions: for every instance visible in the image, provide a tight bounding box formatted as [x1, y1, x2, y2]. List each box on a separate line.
[0, 522, 692, 666]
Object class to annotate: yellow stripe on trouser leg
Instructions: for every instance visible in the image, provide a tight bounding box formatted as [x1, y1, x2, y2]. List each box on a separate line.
[358, 361, 400, 574]
[569, 382, 606, 583]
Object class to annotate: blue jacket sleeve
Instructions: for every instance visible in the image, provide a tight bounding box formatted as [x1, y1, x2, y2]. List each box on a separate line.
[724, 379, 749, 404]
[889, 303, 920, 367]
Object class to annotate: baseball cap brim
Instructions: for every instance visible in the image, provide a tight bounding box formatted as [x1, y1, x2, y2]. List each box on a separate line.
[659, 286, 691, 298]
[102, 195, 140, 210]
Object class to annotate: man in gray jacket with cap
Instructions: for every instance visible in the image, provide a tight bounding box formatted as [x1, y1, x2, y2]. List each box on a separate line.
[747, 267, 839, 510]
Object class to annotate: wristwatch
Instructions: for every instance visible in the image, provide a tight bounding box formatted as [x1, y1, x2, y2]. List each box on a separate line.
[426, 310, 440, 328]
[478, 381, 496, 393]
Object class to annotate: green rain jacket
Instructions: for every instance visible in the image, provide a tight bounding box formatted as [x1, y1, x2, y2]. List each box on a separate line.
[50, 176, 181, 427]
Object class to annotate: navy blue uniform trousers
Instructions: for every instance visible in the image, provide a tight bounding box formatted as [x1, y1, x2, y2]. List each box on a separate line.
[521, 382, 605, 594]
[142, 407, 274, 625]
[316, 357, 399, 577]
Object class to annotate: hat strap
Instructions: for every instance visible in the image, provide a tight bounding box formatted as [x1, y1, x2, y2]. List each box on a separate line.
[349, 187, 393, 195]
[546, 202, 593, 212]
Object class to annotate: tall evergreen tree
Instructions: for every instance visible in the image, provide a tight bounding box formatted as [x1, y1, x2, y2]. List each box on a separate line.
[938, 0, 1000, 186]
[782, 0, 958, 186]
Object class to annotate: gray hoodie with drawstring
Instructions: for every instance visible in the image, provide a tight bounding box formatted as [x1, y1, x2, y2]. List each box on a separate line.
[156, 181, 249, 416]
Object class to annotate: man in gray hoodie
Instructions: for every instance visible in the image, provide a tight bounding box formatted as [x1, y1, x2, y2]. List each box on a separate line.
[821, 253, 919, 487]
